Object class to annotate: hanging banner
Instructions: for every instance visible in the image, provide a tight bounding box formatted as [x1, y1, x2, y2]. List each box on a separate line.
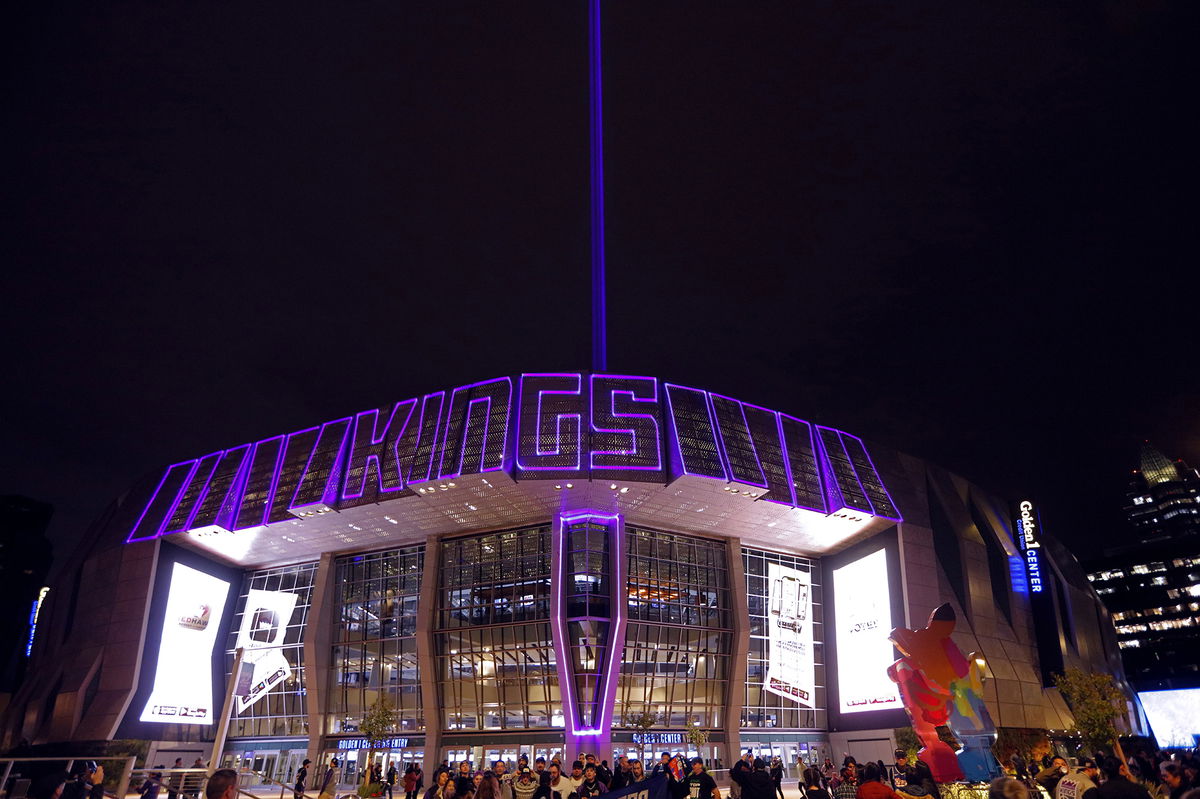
[764, 562, 815, 707]
[234, 588, 299, 714]
[140, 563, 231, 723]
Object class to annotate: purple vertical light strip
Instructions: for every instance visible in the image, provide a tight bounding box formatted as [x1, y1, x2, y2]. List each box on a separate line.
[549, 513, 576, 735]
[552, 511, 624, 738]
[589, 0, 607, 372]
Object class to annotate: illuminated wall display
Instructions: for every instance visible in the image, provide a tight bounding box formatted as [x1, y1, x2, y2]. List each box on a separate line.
[25, 586, 49, 657]
[1137, 689, 1200, 748]
[140, 562, 232, 724]
[1015, 500, 1043, 593]
[764, 563, 815, 707]
[127, 373, 901, 543]
[832, 548, 902, 714]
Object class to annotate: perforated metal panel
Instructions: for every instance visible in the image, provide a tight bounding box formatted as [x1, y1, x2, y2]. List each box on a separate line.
[665, 384, 725, 479]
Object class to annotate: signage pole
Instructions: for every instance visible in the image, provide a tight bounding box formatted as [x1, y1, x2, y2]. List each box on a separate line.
[589, 0, 607, 372]
[210, 646, 244, 775]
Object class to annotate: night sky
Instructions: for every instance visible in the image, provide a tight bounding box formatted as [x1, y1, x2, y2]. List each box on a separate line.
[4, 2, 1198, 562]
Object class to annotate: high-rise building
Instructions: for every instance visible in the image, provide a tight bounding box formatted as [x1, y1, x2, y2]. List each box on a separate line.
[0, 496, 54, 706]
[1085, 443, 1200, 692]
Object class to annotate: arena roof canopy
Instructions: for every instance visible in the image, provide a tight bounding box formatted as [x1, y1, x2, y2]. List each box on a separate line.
[127, 373, 903, 566]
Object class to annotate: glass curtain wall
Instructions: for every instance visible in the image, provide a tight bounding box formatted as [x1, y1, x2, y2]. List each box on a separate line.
[741, 548, 825, 730]
[435, 526, 561, 730]
[328, 546, 424, 734]
[615, 527, 732, 729]
[224, 562, 318, 737]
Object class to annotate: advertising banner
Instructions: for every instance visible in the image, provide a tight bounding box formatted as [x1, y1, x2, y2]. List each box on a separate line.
[764, 562, 815, 707]
[832, 548, 902, 714]
[140, 563, 231, 723]
[234, 588, 299, 714]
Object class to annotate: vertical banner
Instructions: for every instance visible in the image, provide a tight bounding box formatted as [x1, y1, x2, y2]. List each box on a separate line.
[234, 589, 300, 714]
[140, 563, 231, 723]
[832, 548, 901, 713]
[764, 563, 815, 707]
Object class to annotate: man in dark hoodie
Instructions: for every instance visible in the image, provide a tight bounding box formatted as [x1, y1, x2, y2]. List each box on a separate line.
[741, 759, 775, 799]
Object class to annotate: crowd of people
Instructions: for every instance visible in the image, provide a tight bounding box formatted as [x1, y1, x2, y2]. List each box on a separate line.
[999, 748, 1200, 799]
[317, 751, 732, 799]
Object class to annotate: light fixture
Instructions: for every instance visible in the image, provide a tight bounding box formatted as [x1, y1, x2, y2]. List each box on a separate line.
[619, 487, 630, 494]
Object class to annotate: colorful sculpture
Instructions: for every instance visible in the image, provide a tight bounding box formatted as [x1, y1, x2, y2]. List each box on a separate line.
[888, 603, 995, 783]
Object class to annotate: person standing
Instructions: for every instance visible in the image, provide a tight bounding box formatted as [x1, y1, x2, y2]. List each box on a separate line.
[424, 773, 451, 799]
[409, 764, 425, 799]
[678, 759, 719, 799]
[455, 764, 475, 799]
[1055, 759, 1100, 799]
[577, 765, 607, 799]
[493, 763, 513, 799]
[833, 769, 857, 799]
[169, 759, 184, 799]
[1036, 758, 1070, 799]
[319, 758, 341, 799]
[512, 770, 538, 799]
[854, 764, 901, 799]
[803, 769, 831, 799]
[731, 752, 753, 799]
[205, 771, 240, 799]
[296, 760, 311, 799]
[768, 759, 784, 799]
[741, 759, 775, 799]
[1094, 758, 1151, 799]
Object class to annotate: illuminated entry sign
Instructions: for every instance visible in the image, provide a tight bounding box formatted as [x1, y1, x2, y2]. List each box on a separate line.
[127, 374, 901, 544]
[832, 548, 902, 714]
[336, 737, 410, 750]
[140, 563, 231, 724]
[1015, 500, 1043, 593]
[631, 732, 684, 746]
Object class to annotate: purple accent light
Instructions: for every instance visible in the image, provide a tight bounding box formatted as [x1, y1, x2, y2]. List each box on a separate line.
[663, 383, 727, 480]
[163, 451, 223, 534]
[517, 373, 585, 472]
[288, 418, 352, 512]
[589, 0, 607, 373]
[234, 435, 286, 530]
[125, 372, 904, 544]
[709, 392, 768, 489]
[126, 460, 198, 543]
[342, 400, 416, 501]
[405, 392, 446, 487]
[550, 511, 625, 738]
[589, 374, 662, 471]
[437, 377, 513, 479]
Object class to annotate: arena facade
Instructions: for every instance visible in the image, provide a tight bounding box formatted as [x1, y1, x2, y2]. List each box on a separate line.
[2, 372, 1145, 785]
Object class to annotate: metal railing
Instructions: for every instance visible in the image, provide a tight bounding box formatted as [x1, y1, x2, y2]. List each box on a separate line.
[0, 757, 137, 799]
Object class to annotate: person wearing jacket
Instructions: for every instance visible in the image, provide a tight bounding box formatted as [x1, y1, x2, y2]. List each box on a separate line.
[1036, 758, 1070, 799]
[741, 759, 775, 799]
[1055, 759, 1099, 799]
[768, 759, 784, 799]
[855, 764, 901, 799]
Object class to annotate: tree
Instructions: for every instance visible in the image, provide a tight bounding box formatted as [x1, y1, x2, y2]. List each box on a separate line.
[358, 695, 396, 797]
[1053, 668, 1128, 761]
[624, 710, 662, 732]
[685, 720, 710, 749]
